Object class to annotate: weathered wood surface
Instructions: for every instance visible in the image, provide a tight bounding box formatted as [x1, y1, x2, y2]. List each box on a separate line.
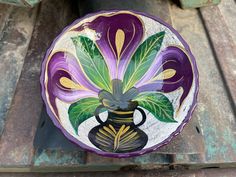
[200, 5, 236, 112]
[218, 0, 236, 44]
[1, 168, 236, 177]
[0, 0, 236, 173]
[0, 4, 37, 135]
[0, 0, 41, 7]
[0, 0, 79, 169]
[33, 107, 86, 167]
[180, 0, 221, 9]
[78, 0, 172, 24]
[170, 2, 236, 164]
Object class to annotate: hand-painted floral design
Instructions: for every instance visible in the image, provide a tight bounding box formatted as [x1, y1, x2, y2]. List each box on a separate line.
[42, 11, 196, 155]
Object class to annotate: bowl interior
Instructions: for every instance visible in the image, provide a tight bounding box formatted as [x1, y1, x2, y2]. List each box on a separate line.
[40, 10, 198, 157]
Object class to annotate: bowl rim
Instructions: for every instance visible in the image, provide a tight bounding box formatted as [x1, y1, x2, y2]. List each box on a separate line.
[40, 9, 199, 158]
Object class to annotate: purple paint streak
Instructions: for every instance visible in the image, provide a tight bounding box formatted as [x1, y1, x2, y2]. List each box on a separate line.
[136, 46, 193, 104]
[47, 52, 98, 105]
[74, 13, 143, 79]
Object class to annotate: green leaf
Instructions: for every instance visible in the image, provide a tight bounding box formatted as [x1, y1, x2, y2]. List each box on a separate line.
[135, 92, 177, 123]
[72, 36, 112, 92]
[68, 97, 101, 133]
[123, 31, 165, 92]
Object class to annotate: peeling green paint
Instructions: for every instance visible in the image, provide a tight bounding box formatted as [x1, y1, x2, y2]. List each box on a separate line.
[199, 109, 236, 162]
[180, 0, 221, 8]
[33, 150, 85, 166]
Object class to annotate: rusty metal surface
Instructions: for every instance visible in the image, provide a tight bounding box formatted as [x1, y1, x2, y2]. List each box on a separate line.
[0, 0, 78, 168]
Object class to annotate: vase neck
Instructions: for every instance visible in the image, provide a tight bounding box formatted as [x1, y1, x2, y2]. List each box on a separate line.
[107, 109, 135, 126]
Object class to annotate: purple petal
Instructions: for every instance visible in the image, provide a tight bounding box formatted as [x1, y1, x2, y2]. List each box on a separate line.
[47, 51, 99, 103]
[49, 52, 99, 92]
[74, 13, 143, 79]
[50, 70, 97, 102]
[137, 46, 193, 104]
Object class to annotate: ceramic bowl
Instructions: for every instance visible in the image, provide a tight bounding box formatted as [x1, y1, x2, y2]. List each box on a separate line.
[40, 10, 199, 158]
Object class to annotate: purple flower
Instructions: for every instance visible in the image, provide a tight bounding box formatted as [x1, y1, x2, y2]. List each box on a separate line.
[73, 13, 143, 79]
[136, 46, 193, 104]
[46, 12, 193, 116]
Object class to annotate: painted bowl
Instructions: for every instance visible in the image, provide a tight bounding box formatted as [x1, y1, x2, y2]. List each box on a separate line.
[40, 10, 199, 158]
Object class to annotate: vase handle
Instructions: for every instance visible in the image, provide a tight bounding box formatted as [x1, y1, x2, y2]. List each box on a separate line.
[94, 105, 106, 125]
[135, 107, 146, 127]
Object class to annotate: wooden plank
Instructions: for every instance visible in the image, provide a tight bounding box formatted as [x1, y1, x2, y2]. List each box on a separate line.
[78, 0, 172, 24]
[1, 168, 236, 177]
[33, 107, 85, 167]
[180, 0, 221, 9]
[157, 115, 204, 154]
[0, 4, 37, 135]
[218, 0, 236, 44]
[0, 0, 41, 7]
[200, 6, 236, 111]
[0, 0, 79, 169]
[0, 4, 12, 33]
[170, 3, 236, 164]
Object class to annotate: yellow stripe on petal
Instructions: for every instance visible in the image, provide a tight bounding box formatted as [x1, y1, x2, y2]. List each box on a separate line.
[154, 69, 176, 80]
[115, 29, 125, 59]
[59, 77, 85, 90]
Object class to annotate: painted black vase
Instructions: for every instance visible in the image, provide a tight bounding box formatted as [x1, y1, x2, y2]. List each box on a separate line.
[88, 102, 148, 153]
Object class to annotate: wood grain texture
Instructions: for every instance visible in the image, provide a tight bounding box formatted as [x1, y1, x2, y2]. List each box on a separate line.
[0, 4, 12, 33]
[218, 0, 236, 43]
[170, 2, 236, 163]
[180, 0, 221, 9]
[200, 5, 236, 111]
[33, 107, 85, 167]
[0, 0, 41, 7]
[78, 0, 172, 24]
[1, 168, 236, 177]
[0, 0, 78, 168]
[0, 4, 37, 135]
